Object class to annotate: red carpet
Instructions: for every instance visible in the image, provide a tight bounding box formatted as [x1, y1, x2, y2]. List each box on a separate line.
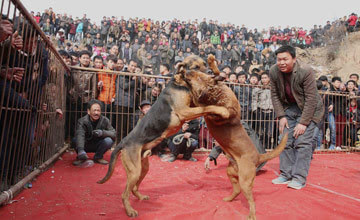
[1, 151, 360, 220]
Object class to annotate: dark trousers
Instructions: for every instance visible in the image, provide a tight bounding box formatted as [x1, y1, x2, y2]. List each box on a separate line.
[76, 137, 114, 160]
[65, 99, 88, 141]
[151, 139, 168, 156]
[279, 105, 316, 185]
[343, 124, 358, 146]
[335, 114, 346, 146]
[168, 138, 198, 159]
[258, 110, 276, 149]
[113, 105, 134, 142]
[99, 101, 114, 126]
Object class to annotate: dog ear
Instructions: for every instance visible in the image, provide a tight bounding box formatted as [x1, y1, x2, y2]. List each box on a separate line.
[173, 74, 187, 86]
[176, 62, 186, 75]
[211, 75, 226, 83]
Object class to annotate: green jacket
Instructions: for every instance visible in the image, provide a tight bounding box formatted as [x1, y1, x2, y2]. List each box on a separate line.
[210, 34, 220, 45]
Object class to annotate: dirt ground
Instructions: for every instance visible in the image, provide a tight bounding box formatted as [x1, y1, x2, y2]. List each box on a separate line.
[298, 31, 360, 80]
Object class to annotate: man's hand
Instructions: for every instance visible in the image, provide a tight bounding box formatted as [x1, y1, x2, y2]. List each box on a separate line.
[279, 117, 289, 134]
[0, 67, 24, 83]
[92, 129, 103, 138]
[0, 19, 13, 42]
[56, 108, 63, 120]
[97, 81, 103, 90]
[293, 123, 307, 139]
[182, 122, 189, 132]
[204, 157, 211, 171]
[183, 132, 191, 139]
[11, 31, 23, 49]
[328, 105, 333, 112]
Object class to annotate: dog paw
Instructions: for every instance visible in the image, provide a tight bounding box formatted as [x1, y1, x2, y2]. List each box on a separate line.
[223, 196, 234, 202]
[139, 195, 150, 200]
[126, 208, 138, 217]
[219, 109, 230, 119]
[207, 54, 215, 63]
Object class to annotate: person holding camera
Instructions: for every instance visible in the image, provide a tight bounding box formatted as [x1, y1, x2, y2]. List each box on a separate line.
[73, 99, 116, 166]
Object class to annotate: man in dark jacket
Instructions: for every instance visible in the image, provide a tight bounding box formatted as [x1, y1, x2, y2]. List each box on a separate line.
[167, 119, 200, 162]
[269, 45, 324, 190]
[113, 59, 138, 141]
[74, 99, 116, 166]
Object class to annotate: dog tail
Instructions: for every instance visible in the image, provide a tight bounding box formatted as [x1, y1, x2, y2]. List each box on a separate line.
[97, 143, 123, 184]
[257, 133, 288, 165]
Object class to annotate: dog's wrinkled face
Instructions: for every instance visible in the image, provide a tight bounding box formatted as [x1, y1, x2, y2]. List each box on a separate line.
[174, 55, 218, 100]
[182, 69, 218, 103]
[177, 55, 208, 73]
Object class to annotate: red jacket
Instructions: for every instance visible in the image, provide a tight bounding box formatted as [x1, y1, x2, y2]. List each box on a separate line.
[283, 35, 290, 42]
[348, 15, 358, 26]
[69, 24, 76, 34]
[220, 33, 229, 43]
[305, 35, 313, 45]
[270, 34, 278, 42]
[297, 30, 306, 39]
[34, 16, 41, 24]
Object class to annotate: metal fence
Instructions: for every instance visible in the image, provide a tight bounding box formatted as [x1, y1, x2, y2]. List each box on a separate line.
[0, 0, 69, 198]
[66, 67, 360, 154]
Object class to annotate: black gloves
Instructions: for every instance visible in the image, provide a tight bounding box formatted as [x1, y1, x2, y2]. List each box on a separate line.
[92, 129, 103, 138]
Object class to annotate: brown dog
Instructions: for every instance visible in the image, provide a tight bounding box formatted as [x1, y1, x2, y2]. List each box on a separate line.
[97, 55, 229, 217]
[177, 55, 288, 220]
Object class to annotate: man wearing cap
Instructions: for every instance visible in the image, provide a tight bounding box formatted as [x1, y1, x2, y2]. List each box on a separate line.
[73, 99, 115, 166]
[135, 100, 167, 158]
[136, 100, 152, 123]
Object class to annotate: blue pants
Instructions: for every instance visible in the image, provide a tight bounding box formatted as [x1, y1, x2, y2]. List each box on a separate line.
[76, 137, 113, 160]
[279, 105, 316, 185]
[316, 113, 335, 149]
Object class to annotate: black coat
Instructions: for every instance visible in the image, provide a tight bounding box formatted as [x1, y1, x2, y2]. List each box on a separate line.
[75, 115, 116, 150]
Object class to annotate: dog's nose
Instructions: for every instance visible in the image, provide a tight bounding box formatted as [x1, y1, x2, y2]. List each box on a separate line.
[207, 69, 213, 75]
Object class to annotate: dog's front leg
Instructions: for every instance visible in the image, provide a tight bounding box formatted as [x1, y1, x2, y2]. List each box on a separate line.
[178, 105, 229, 121]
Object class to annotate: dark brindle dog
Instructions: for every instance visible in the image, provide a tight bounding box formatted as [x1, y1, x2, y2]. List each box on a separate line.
[97, 57, 229, 217]
[177, 55, 288, 220]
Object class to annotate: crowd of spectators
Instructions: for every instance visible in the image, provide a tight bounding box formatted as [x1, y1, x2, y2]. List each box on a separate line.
[29, 8, 360, 150]
[31, 8, 360, 75]
[0, 14, 65, 189]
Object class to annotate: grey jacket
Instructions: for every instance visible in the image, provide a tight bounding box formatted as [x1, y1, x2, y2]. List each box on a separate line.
[251, 86, 273, 111]
[269, 61, 324, 125]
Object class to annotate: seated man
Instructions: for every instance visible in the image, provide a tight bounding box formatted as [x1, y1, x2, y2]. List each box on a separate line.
[73, 99, 116, 166]
[168, 119, 200, 162]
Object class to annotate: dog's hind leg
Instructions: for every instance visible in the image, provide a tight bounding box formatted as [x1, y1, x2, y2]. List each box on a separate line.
[237, 158, 257, 220]
[223, 161, 241, 202]
[121, 147, 142, 217]
[132, 151, 150, 201]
